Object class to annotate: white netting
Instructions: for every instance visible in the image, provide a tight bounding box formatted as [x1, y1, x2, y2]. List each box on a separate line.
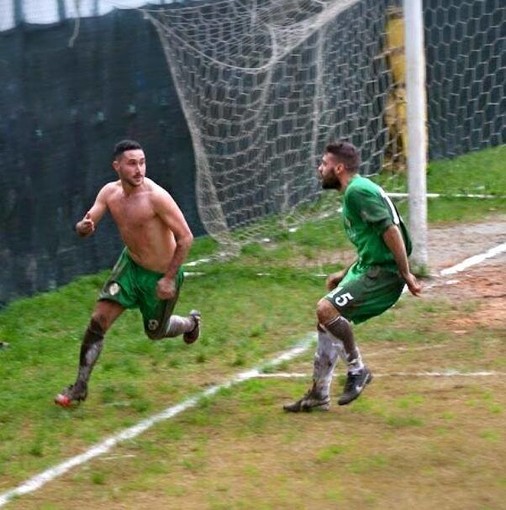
[145, 0, 504, 251]
[145, 0, 398, 250]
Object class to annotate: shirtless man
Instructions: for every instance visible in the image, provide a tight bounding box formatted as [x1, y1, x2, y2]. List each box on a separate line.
[55, 139, 200, 407]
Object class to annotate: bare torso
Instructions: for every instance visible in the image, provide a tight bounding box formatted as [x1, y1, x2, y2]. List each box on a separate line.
[77, 148, 192, 299]
[105, 180, 176, 273]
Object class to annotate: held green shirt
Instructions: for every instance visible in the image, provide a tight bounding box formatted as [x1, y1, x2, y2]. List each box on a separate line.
[342, 175, 412, 272]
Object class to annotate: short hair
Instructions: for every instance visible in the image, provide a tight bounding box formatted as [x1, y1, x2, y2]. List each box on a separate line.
[113, 139, 143, 159]
[325, 141, 360, 173]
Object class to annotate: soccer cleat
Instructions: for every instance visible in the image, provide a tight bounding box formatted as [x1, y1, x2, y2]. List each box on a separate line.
[337, 366, 373, 406]
[283, 383, 330, 412]
[183, 310, 201, 344]
[54, 384, 88, 407]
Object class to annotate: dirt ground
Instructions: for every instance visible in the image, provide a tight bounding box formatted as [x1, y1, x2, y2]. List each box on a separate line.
[425, 215, 505, 325]
[427, 215, 505, 273]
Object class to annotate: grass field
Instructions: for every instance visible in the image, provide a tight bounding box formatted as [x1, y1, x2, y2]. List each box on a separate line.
[0, 146, 505, 509]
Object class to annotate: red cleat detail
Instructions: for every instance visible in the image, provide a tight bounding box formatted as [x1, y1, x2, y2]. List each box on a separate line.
[54, 394, 73, 407]
[54, 384, 87, 407]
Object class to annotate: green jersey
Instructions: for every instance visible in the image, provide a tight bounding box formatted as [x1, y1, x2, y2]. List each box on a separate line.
[342, 175, 412, 271]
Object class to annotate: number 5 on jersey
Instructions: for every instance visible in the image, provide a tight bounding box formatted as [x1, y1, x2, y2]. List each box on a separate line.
[329, 288, 354, 307]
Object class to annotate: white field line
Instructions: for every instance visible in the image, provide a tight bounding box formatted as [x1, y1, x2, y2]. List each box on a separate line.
[0, 336, 314, 507]
[387, 192, 506, 199]
[439, 243, 506, 276]
[256, 371, 504, 379]
[398, 242, 506, 295]
[0, 240, 504, 507]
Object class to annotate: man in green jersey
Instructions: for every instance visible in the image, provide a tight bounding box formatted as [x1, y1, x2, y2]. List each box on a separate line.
[55, 140, 201, 407]
[284, 141, 421, 412]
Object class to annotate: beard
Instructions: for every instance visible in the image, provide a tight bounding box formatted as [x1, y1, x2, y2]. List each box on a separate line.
[321, 174, 342, 190]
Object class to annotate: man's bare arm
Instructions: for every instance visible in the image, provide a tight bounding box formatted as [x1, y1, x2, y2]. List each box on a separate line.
[75, 186, 109, 237]
[382, 224, 422, 296]
[154, 189, 194, 281]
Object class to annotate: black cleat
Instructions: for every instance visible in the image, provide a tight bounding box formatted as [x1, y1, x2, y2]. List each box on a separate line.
[337, 366, 373, 406]
[183, 310, 201, 344]
[283, 384, 330, 412]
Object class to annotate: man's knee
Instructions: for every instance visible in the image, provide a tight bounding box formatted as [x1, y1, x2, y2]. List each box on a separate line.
[90, 311, 113, 334]
[316, 298, 340, 325]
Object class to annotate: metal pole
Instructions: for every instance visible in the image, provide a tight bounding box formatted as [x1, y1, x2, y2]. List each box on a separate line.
[403, 0, 428, 273]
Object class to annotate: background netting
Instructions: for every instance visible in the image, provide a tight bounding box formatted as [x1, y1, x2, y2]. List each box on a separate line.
[425, 0, 505, 158]
[147, 0, 396, 251]
[146, 0, 505, 252]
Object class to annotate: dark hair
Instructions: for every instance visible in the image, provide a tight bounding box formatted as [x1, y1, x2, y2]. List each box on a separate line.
[113, 139, 143, 159]
[325, 141, 360, 173]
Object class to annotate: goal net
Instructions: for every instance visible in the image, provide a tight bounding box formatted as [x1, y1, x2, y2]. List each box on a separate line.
[144, 0, 503, 253]
[144, 0, 398, 251]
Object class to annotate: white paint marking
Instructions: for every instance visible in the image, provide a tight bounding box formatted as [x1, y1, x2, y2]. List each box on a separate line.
[256, 371, 503, 378]
[1, 239, 504, 507]
[439, 243, 506, 276]
[372, 344, 447, 354]
[400, 241, 505, 295]
[185, 258, 211, 267]
[387, 192, 505, 200]
[0, 335, 315, 507]
[374, 370, 502, 378]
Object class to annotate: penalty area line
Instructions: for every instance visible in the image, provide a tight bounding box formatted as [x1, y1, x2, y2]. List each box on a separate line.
[0, 335, 315, 508]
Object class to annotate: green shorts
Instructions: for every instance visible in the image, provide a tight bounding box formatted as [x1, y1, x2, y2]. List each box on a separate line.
[99, 249, 184, 337]
[324, 263, 405, 324]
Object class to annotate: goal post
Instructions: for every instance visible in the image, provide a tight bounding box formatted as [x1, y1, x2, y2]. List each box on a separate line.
[404, 0, 428, 273]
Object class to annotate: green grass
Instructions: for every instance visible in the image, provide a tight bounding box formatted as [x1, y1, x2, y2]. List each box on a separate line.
[374, 144, 506, 224]
[0, 146, 504, 509]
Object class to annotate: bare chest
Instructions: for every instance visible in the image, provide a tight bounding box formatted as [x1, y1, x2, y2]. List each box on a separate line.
[108, 195, 156, 230]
